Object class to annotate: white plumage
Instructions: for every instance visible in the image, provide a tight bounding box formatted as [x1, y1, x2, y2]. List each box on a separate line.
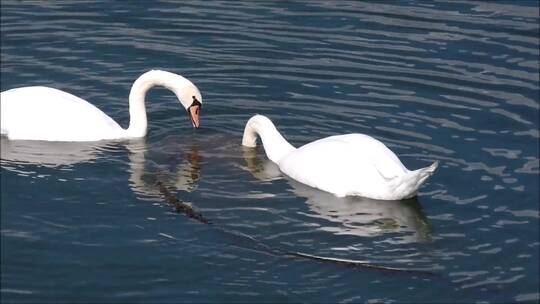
[0, 70, 202, 142]
[242, 114, 438, 200]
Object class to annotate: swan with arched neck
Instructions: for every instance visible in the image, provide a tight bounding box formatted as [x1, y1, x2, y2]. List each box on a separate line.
[0, 70, 202, 142]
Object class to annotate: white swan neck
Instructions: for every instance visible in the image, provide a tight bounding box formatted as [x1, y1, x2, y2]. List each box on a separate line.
[242, 115, 295, 163]
[126, 70, 197, 138]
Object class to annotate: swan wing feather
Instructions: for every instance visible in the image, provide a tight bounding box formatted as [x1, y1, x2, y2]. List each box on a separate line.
[278, 134, 407, 196]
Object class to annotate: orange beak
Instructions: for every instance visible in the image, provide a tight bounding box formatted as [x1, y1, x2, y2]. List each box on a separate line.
[188, 104, 201, 128]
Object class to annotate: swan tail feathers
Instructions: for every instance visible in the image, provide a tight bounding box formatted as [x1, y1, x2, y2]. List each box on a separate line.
[418, 160, 439, 176]
[397, 161, 439, 199]
[412, 160, 439, 186]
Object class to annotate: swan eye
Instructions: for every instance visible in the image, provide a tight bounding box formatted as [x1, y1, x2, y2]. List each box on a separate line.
[190, 96, 202, 108]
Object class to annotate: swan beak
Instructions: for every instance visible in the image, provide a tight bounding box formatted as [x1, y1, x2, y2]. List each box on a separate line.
[188, 104, 201, 129]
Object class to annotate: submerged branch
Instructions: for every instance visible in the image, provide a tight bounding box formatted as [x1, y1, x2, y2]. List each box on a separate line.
[154, 177, 210, 224]
[153, 172, 437, 276]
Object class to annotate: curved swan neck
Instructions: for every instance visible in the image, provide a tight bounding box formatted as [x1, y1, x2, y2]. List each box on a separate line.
[242, 115, 296, 163]
[126, 70, 197, 138]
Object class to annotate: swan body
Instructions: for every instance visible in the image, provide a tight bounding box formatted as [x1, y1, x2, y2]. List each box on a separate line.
[242, 115, 438, 200]
[0, 70, 202, 142]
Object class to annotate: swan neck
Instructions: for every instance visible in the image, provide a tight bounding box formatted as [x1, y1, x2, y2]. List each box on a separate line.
[126, 70, 195, 138]
[127, 82, 149, 138]
[242, 115, 295, 163]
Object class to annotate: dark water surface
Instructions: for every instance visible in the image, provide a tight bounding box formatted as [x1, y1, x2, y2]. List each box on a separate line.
[1, 1, 539, 303]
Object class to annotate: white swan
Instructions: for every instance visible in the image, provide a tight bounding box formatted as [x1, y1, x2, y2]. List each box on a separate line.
[0, 70, 202, 142]
[242, 114, 438, 200]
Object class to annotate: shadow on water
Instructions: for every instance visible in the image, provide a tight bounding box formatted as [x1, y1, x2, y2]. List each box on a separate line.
[0, 134, 438, 275]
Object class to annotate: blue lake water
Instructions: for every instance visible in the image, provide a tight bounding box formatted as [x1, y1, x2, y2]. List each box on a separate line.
[1, 1, 539, 303]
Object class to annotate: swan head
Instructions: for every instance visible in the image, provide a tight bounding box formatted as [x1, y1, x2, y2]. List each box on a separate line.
[173, 78, 202, 129]
[131, 70, 203, 129]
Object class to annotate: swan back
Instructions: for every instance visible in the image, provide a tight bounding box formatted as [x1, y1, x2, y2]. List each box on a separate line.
[279, 134, 409, 198]
[1, 86, 124, 141]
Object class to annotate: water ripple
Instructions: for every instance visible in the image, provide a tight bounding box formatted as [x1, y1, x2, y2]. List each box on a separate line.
[1, 0, 538, 303]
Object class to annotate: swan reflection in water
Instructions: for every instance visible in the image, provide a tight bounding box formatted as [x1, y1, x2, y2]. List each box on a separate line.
[127, 138, 202, 199]
[242, 146, 432, 243]
[1, 135, 201, 200]
[1, 136, 110, 167]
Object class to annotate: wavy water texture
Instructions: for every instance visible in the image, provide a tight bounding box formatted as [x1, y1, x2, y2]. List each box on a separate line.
[1, 1, 538, 303]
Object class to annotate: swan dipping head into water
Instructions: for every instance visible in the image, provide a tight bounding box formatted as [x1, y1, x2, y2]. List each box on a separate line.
[0, 70, 202, 142]
[242, 114, 438, 200]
